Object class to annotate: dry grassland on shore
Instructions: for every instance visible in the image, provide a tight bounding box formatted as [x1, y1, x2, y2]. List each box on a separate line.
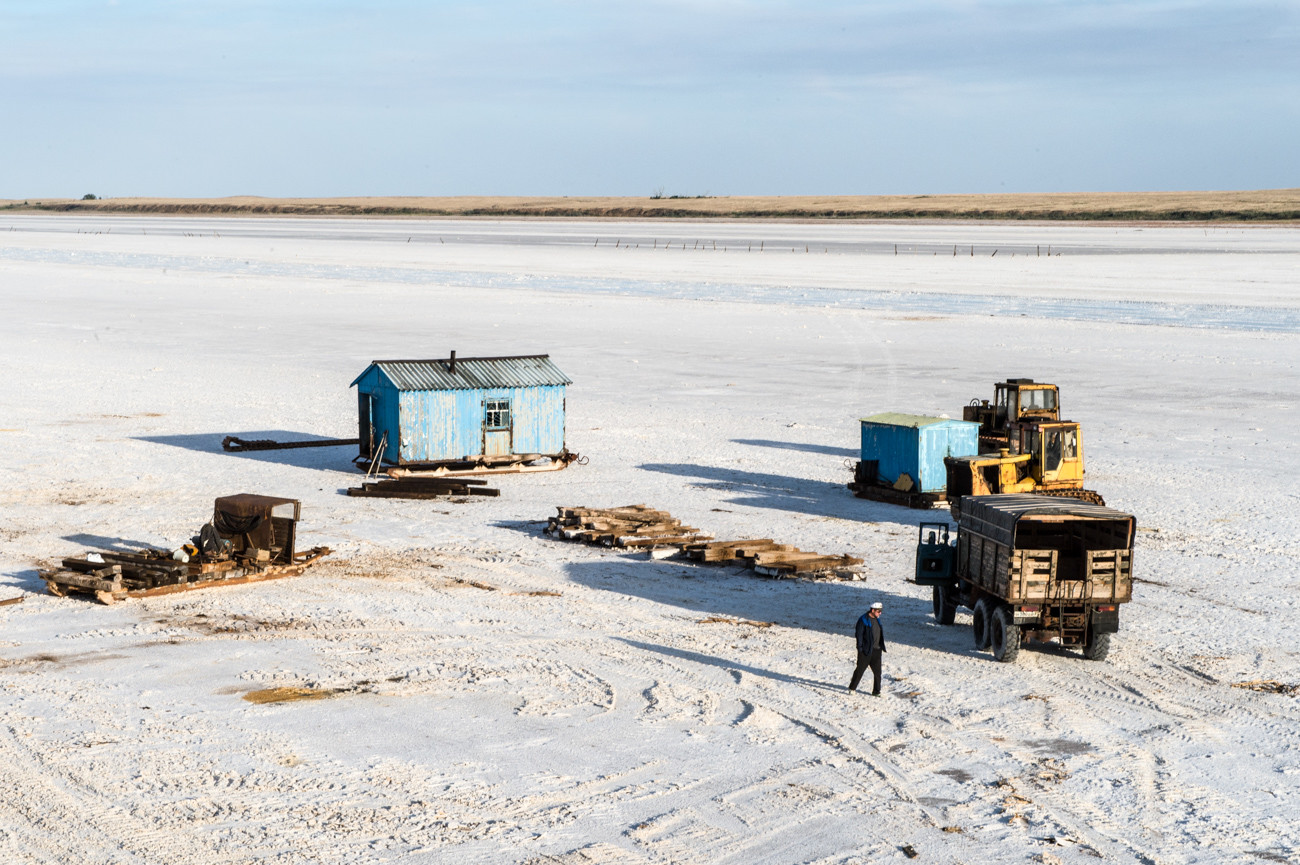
[4, 189, 1300, 221]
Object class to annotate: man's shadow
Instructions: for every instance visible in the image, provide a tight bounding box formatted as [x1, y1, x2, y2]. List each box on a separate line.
[562, 558, 982, 659]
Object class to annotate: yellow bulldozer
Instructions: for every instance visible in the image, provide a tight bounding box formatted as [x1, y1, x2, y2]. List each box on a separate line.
[945, 418, 1104, 520]
[964, 378, 1061, 448]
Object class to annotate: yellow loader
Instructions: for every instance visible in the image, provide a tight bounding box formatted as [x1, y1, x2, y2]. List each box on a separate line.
[945, 419, 1104, 520]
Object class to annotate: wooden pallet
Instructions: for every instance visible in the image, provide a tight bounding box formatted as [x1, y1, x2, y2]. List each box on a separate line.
[683, 539, 864, 579]
[749, 550, 864, 578]
[546, 505, 712, 549]
[547, 505, 864, 581]
[683, 539, 785, 562]
[41, 547, 331, 604]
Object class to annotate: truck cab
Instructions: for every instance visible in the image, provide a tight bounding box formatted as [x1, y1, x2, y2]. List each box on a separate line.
[914, 522, 955, 584]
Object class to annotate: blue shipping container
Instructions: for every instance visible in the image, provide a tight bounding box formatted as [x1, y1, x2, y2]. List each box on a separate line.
[859, 413, 980, 493]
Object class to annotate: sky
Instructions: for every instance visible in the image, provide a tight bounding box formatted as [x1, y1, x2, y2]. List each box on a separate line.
[0, 0, 1297, 198]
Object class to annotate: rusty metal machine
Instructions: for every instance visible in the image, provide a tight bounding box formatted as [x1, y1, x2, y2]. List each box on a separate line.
[964, 378, 1060, 448]
[40, 494, 330, 604]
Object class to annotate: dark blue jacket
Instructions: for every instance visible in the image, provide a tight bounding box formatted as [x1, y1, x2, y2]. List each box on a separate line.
[855, 613, 886, 654]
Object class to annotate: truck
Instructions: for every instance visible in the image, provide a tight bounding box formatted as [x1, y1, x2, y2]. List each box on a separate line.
[914, 493, 1136, 662]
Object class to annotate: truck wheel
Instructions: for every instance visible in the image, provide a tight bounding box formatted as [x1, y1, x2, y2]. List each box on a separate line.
[1083, 630, 1111, 661]
[972, 599, 992, 650]
[990, 606, 1020, 663]
[932, 584, 957, 625]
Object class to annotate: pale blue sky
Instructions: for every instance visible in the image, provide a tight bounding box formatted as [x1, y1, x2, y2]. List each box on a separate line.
[1, 1, 1296, 197]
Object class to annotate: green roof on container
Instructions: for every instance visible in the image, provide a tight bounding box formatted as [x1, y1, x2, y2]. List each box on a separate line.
[859, 412, 960, 428]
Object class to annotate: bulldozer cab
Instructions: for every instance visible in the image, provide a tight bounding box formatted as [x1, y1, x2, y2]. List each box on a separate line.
[998, 380, 1059, 426]
[1017, 422, 1084, 486]
[967, 379, 1061, 442]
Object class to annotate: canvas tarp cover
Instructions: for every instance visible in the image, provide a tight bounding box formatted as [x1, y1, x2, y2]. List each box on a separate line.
[212, 495, 298, 551]
[958, 494, 1135, 549]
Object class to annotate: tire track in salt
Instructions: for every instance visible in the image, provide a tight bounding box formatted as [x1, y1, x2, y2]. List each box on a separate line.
[595, 633, 1187, 865]
[0, 722, 232, 865]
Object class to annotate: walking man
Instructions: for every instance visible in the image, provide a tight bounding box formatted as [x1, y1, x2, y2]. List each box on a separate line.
[848, 601, 886, 695]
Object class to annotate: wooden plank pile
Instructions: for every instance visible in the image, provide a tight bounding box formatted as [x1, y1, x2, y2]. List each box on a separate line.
[545, 505, 712, 548]
[40, 547, 331, 605]
[347, 476, 500, 499]
[683, 539, 864, 578]
[546, 505, 864, 580]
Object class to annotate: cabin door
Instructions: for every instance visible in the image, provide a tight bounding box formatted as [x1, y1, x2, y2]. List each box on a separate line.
[358, 393, 375, 460]
[483, 397, 513, 457]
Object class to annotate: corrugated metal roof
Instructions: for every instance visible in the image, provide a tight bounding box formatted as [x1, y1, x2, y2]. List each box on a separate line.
[859, 412, 968, 428]
[352, 355, 572, 391]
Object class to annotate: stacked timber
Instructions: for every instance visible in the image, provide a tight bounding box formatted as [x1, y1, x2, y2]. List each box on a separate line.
[683, 539, 864, 579]
[544, 505, 864, 580]
[546, 505, 712, 548]
[348, 477, 500, 499]
[40, 547, 331, 605]
[47, 550, 207, 591]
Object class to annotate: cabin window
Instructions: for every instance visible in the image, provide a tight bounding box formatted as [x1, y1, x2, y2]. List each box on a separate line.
[1019, 388, 1057, 413]
[485, 398, 512, 430]
[1060, 427, 1078, 460]
[1023, 428, 1038, 457]
[995, 387, 1010, 424]
[1044, 430, 1061, 472]
[1043, 427, 1077, 472]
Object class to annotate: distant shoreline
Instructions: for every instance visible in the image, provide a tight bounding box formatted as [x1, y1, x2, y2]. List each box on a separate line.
[4, 190, 1299, 222]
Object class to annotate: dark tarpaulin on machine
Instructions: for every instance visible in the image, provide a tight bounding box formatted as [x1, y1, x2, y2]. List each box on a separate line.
[212, 494, 299, 554]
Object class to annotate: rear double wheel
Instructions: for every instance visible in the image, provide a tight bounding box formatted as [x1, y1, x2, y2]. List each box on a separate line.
[932, 583, 957, 625]
[990, 605, 1021, 663]
[1083, 628, 1112, 661]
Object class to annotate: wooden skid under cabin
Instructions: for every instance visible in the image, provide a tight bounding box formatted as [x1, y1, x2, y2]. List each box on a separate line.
[846, 479, 943, 509]
[40, 547, 331, 605]
[347, 476, 500, 499]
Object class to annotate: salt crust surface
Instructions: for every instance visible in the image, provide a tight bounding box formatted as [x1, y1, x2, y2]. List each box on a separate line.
[1, 215, 1298, 864]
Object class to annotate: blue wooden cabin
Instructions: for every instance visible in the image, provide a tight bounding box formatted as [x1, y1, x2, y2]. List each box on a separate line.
[351, 353, 572, 466]
[859, 413, 979, 493]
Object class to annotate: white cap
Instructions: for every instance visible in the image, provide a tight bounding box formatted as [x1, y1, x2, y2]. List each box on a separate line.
[870, 602, 883, 610]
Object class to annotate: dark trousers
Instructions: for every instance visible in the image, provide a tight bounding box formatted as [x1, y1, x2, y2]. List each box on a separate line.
[849, 649, 882, 694]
